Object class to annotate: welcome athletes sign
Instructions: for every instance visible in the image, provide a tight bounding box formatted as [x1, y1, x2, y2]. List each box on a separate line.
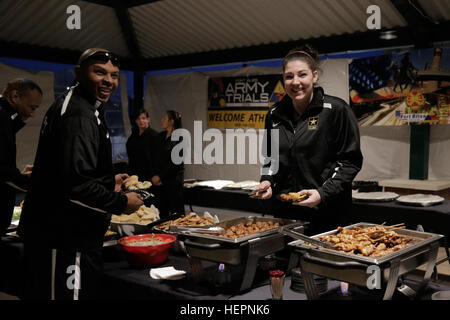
[207, 75, 285, 128]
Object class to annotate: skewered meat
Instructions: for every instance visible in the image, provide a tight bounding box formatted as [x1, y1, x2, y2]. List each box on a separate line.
[317, 224, 417, 258]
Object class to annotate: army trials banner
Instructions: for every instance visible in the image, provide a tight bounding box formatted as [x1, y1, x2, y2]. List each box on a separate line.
[208, 75, 285, 129]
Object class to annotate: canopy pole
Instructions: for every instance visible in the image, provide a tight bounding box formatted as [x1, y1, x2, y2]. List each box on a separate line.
[409, 123, 430, 180]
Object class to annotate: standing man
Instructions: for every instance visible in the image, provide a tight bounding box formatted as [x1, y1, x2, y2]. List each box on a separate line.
[126, 108, 159, 182]
[0, 79, 42, 237]
[18, 48, 143, 300]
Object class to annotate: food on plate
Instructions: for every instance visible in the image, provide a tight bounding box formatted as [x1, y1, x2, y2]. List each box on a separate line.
[280, 192, 308, 202]
[155, 215, 215, 231]
[124, 175, 152, 190]
[104, 230, 117, 238]
[220, 220, 280, 239]
[316, 223, 418, 257]
[111, 205, 160, 225]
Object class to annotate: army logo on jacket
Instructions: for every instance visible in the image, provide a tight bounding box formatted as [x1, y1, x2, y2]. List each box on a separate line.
[308, 116, 319, 130]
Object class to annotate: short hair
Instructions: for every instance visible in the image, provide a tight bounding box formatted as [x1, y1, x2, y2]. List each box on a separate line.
[135, 108, 149, 120]
[2, 78, 43, 97]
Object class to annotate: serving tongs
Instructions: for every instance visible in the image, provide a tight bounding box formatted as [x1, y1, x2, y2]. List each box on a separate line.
[169, 225, 226, 235]
[280, 226, 334, 249]
[248, 190, 267, 199]
[123, 189, 154, 200]
[146, 212, 183, 229]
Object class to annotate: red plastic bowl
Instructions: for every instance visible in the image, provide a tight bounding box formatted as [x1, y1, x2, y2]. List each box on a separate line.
[118, 233, 176, 268]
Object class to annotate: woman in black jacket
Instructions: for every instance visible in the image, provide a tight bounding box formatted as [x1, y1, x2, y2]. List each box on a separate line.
[126, 109, 158, 182]
[257, 45, 363, 235]
[151, 110, 185, 217]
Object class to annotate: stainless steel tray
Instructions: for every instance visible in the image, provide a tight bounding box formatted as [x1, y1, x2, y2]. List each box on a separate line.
[287, 222, 443, 265]
[287, 222, 444, 300]
[177, 216, 300, 244]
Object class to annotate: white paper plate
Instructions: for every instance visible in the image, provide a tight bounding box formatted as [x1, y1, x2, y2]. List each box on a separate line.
[396, 194, 444, 207]
[225, 181, 260, 189]
[352, 191, 399, 202]
[193, 180, 235, 190]
[431, 290, 450, 300]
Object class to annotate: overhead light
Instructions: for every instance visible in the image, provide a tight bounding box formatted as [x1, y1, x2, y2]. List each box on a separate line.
[380, 30, 397, 40]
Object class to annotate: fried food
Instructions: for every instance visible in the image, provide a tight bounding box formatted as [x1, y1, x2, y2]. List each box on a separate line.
[124, 175, 152, 190]
[280, 192, 308, 202]
[316, 224, 418, 258]
[104, 230, 117, 238]
[124, 175, 139, 188]
[111, 205, 160, 225]
[155, 215, 215, 231]
[220, 220, 280, 239]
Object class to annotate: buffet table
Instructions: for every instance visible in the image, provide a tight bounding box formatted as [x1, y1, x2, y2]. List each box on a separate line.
[349, 200, 450, 240]
[184, 186, 267, 214]
[184, 186, 450, 239]
[1, 235, 449, 301]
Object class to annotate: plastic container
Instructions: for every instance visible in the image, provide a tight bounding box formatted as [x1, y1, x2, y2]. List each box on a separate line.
[118, 234, 176, 268]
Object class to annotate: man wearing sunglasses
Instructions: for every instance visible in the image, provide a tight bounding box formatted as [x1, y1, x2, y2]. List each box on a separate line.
[18, 48, 143, 300]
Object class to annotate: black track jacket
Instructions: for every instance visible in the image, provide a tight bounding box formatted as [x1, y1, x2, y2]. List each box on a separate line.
[261, 87, 363, 208]
[18, 85, 127, 250]
[126, 127, 158, 181]
[0, 98, 29, 235]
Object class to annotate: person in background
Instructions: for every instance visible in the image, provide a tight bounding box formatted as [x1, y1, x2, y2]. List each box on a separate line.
[0, 79, 43, 237]
[151, 110, 185, 217]
[18, 48, 143, 300]
[257, 44, 363, 235]
[126, 108, 158, 182]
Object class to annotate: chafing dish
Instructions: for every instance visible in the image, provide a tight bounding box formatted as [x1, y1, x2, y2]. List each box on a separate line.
[175, 216, 307, 291]
[285, 222, 444, 300]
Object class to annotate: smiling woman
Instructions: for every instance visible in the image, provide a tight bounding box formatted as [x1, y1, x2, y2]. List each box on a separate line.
[257, 44, 363, 235]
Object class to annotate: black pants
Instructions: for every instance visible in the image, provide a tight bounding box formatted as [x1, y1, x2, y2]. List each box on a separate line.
[22, 242, 103, 300]
[266, 198, 345, 236]
[0, 191, 15, 237]
[151, 181, 185, 218]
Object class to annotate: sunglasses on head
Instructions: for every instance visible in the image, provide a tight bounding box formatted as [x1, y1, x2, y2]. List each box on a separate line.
[79, 51, 120, 67]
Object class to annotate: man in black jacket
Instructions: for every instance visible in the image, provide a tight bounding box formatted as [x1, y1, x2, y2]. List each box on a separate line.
[18, 48, 143, 300]
[0, 79, 42, 236]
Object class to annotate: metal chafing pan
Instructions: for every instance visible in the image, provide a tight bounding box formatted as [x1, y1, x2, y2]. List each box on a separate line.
[175, 216, 306, 292]
[177, 216, 304, 265]
[176, 216, 301, 245]
[286, 222, 444, 300]
[175, 216, 303, 266]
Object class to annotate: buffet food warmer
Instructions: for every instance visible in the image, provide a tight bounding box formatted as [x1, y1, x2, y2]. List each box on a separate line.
[174, 216, 306, 292]
[284, 222, 444, 300]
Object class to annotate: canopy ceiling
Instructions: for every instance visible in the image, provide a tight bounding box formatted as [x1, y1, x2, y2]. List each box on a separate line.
[1, 0, 449, 70]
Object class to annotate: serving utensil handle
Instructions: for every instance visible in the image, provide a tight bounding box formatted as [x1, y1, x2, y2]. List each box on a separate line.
[146, 212, 182, 229]
[302, 253, 368, 269]
[183, 239, 221, 249]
